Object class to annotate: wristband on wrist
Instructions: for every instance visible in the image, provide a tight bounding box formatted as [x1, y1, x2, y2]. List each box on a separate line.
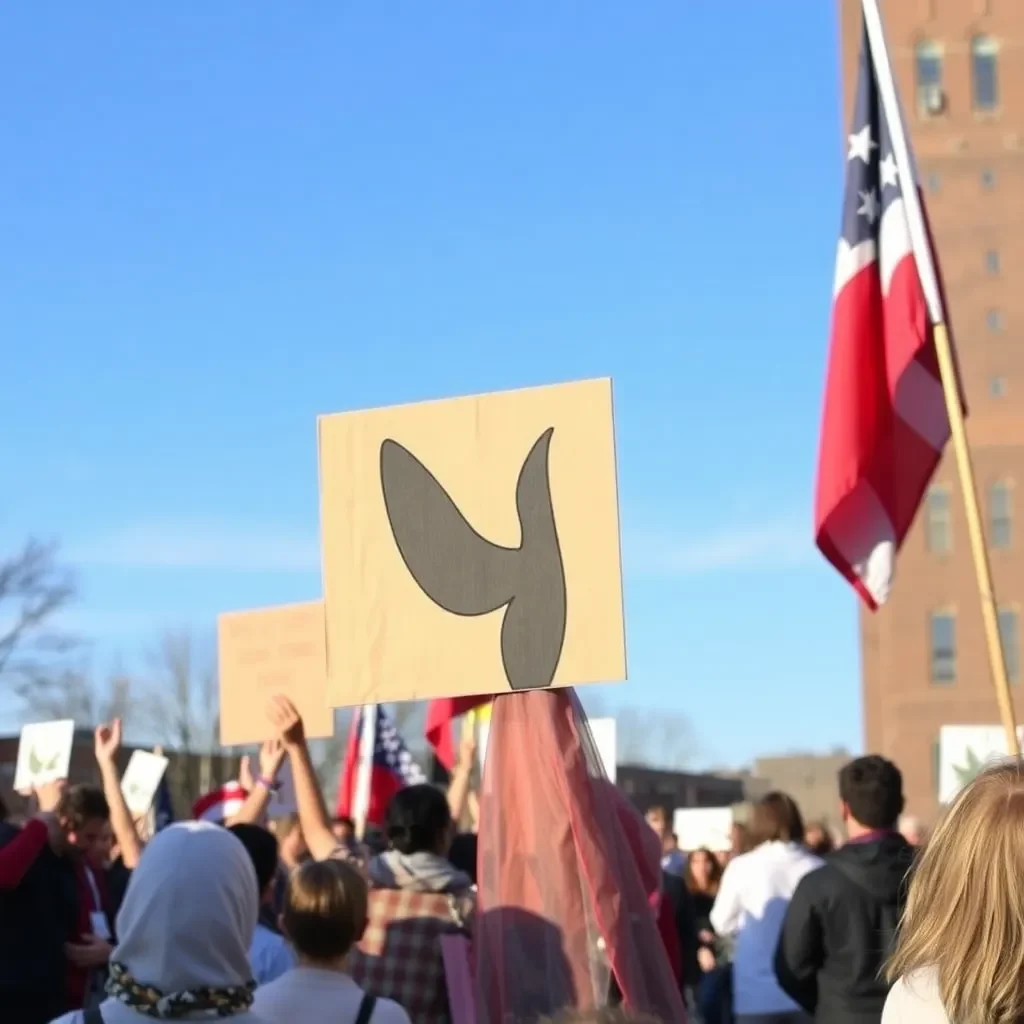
[256, 775, 280, 793]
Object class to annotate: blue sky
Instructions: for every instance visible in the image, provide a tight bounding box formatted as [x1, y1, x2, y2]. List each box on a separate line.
[0, 2, 861, 766]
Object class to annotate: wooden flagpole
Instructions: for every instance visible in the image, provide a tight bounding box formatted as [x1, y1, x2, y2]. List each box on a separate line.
[861, 0, 1020, 756]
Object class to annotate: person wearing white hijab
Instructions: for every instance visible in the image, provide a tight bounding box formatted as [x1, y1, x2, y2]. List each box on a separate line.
[49, 822, 269, 1023]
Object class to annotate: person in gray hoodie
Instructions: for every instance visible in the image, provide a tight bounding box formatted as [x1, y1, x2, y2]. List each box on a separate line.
[49, 822, 269, 1024]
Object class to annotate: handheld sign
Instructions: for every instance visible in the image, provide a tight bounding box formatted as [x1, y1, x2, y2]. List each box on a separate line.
[14, 720, 75, 794]
[318, 377, 626, 706]
[121, 750, 170, 816]
[218, 600, 335, 747]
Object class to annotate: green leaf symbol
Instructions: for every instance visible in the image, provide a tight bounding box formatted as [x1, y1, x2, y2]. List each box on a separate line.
[28, 748, 43, 774]
[953, 746, 985, 789]
[43, 753, 59, 771]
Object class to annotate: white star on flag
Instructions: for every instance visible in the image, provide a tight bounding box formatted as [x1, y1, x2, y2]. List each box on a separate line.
[847, 124, 877, 164]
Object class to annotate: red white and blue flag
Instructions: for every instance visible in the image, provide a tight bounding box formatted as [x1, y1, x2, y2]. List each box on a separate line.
[815, 18, 962, 609]
[336, 704, 426, 827]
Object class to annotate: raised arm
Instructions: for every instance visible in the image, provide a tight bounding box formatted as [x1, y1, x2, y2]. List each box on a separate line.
[226, 740, 286, 827]
[267, 695, 336, 862]
[95, 721, 142, 869]
[0, 780, 64, 890]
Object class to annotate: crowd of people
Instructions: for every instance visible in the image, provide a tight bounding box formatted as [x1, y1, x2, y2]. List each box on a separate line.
[0, 692, 1019, 1024]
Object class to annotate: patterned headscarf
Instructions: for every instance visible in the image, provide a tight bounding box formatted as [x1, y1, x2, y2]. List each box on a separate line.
[106, 962, 255, 1019]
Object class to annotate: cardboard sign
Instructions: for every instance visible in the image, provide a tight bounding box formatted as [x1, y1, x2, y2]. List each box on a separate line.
[318, 378, 626, 706]
[121, 750, 170, 815]
[14, 719, 75, 793]
[218, 600, 335, 746]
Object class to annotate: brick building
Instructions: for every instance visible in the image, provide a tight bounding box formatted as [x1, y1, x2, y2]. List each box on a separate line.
[838, 0, 1024, 821]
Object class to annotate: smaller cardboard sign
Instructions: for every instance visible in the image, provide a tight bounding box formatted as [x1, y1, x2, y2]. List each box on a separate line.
[673, 806, 734, 852]
[218, 600, 335, 747]
[267, 758, 298, 820]
[121, 750, 170, 816]
[14, 720, 75, 793]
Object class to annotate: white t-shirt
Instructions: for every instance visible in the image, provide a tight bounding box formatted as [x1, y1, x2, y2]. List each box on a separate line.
[250, 923, 296, 985]
[710, 840, 824, 1016]
[253, 965, 411, 1024]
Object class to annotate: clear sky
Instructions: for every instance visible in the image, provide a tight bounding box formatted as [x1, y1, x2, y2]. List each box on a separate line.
[0, 2, 861, 767]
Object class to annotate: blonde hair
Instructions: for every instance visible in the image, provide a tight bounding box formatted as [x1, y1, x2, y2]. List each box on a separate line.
[887, 760, 1024, 1024]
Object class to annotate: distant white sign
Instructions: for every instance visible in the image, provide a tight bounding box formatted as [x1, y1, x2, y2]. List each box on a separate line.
[673, 806, 734, 852]
[121, 751, 170, 816]
[938, 724, 1024, 804]
[587, 718, 617, 784]
[478, 714, 617, 783]
[14, 720, 75, 794]
[267, 758, 298, 819]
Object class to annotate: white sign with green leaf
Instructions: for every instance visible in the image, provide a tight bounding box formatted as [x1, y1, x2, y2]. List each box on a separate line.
[14, 719, 75, 794]
[121, 750, 170, 816]
[938, 724, 1024, 803]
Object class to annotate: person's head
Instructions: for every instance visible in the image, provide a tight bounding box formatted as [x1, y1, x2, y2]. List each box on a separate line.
[645, 805, 670, 840]
[281, 857, 369, 968]
[229, 824, 279, 907]
[749, 792, 805, 847]
[58, 784, 110, 861]
[332, 816, 356, 845]
[112, 822, 258, 1000]
[385, 784, 453, 857]
[898, 814, 924, 847]
[684, 846, 723, 895]
[887, 761, 1024, 1024]
[839, 755, 904, 836]
[271, 814, 308, 866]
[805, 821, 835, 856]
[730, 821, 750, 858]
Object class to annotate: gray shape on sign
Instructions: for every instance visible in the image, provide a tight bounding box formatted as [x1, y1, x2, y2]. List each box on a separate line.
[379, 428, 567, 692]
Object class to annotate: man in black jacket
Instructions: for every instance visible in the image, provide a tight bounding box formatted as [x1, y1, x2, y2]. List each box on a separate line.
[774, 755, 914, 1024]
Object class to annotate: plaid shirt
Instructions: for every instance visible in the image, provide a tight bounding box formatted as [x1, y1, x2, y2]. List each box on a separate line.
[349, 887, 472, 1024]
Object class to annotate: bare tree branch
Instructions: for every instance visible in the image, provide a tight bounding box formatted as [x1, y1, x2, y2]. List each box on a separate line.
[19, 660, 135, 728]
[614, 707, 701, 770]
[142, 629, 220, 755]
[0, 539, 78, 688]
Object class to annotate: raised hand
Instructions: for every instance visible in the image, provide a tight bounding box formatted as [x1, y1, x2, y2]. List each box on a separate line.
[267, 695, 305, 748]
[94, 720, 122, 765]
[259, 737, 287, 781]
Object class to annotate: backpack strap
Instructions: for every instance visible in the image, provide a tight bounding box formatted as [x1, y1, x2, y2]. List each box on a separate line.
[353, 993, 377, 1024]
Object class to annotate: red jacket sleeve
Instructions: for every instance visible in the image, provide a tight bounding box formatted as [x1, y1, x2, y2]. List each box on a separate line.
[0, 819, 49, 890]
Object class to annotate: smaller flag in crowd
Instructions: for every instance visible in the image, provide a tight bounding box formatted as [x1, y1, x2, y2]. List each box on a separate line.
[425, 695, 491, 771]
[336, 704, 426, 827]
[814, 21, 962, 610]
[192, 780, 247, 824]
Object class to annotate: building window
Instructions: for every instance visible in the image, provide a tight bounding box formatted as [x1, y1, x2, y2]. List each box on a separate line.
[916, 41, 944, 115]
[999, 608, 1020, 683]
[972, 36, 999, 112]
[926, 486, 952, 553]
[987, 309, 1005, 332]
[930, 611, 957, 683]
[990, 480, 1013, 548]
[986, 249, 1000, 274]
[991, 375, 1007, 398]
[982, 167, 996, 190]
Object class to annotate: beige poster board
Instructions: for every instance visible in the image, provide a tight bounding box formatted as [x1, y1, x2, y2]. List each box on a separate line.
[218, 600, 335, 746]
[318, 377, 626, 706]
